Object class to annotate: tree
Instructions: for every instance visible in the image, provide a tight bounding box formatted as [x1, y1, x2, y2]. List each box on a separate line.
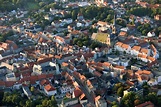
[39, 2, 45, 7]
[142, 82, 150, 97]
[134, 99, 141, 106]
[121, 92, 137, 107]
[117, 87, 124, 97]
[145, 92, 158, 105]
[30, 86, 34, 92]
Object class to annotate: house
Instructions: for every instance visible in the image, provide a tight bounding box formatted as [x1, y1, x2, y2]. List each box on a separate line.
[6, 73, 18, 81]
[139, 48, 150, 56]
[137, 54, 148, 62]
[114, 42, 123, 52]
[118, 31, 128, 37]
[131, 46, 141, 56]
[102, 62, 111, 70]
[121, 44, 131, 54]
[0, 81, 5, 89]
[135, 70, 153, 84]
[91, 33, 111, 45]
[72, 87, 83, 98]
[147, 31, 155, 37]
[150, 44, 159, 59]
[154, 14, 161, 21]
[77, 13, 84, 20]
[95, 96, 107, 107]
[44, 84, 57, 96]
[112, 65, 125, 73]
[97, 21, 110, 28]
[39, 79, 50, 89]
[61, 98, 79, 107]
[33, 61, 60, 75]
[119, 56, 130, 67]
[22, 85, 32, 99]
[60, 85, 74, 94]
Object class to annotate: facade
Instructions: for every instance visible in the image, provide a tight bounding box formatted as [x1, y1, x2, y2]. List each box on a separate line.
[44, 84, 57, 96]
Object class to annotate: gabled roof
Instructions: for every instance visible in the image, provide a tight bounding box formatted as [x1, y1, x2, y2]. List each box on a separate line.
[103, 62, 111, 67]
[136, 101, 154, 107]
[121, 44, 130, 50]
[140, 48, 149, 54]
[93, 71, 102, 77]
[132, 46, 141, 51]
[40, 79, 50, 86]
[44, 84, 56, 92]
[115, 42, 123, 47]
[73, 87, 83, 98]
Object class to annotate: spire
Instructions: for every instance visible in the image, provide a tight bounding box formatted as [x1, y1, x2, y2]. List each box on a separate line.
[113, 12, 116, 26]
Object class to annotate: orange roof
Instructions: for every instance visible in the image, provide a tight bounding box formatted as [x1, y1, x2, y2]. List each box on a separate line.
[62, 62, 69, 67]
[115, 42, 123, 47]
[97, 21, 107, 26]
[140, 48, 148, 54]
[73, 87, 83, 98]
[136, 101, 154, 107]
[103, 62, 111, 67]
[132, 46, 141, 51]
[136, 70, 151, 75]
[40, 79, 50, 86]
[95, 96, 101, 101]
[44, 84, 56, 92]
[121, 44, 130, 49]
[114, 65, 125, 70]
[5, 81, 16, 87]
[150, 44, 156, 52]
[126, 80, 134, 86]
[37, 74, 47, 80]
[71, 30, 80, 35]
[119, 31, 127, 36]
[142, 70, 151, 75]
[138, 54, 147, 59]
[147, 56, 155, 62]
[0, 81, 5, 86]
[93, 71, 102, 77]
[79, 93, 86, 100]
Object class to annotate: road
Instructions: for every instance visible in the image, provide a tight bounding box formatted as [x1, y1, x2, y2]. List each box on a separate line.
[72, 74, 96, 107]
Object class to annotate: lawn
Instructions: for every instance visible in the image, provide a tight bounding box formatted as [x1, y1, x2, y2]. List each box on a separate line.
[95, 33, 110, 43]
[26, 2, 40, 10]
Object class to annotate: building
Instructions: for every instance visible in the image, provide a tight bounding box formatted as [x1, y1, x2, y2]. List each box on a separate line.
[44, 84, 57, 96]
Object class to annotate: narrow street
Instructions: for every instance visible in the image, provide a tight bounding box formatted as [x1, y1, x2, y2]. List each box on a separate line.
[73, 75, 96, 107]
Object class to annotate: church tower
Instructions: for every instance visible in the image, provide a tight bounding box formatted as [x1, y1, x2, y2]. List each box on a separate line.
[112, 13, 116, 34]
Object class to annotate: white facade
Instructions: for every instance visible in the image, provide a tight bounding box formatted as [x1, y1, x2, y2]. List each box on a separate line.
[44, 89, 57, 96]
[131, 49, 140, 56]
[60, 85, 74, 94]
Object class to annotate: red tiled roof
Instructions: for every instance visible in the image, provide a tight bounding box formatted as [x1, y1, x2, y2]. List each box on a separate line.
[5, 81, 16, 87]
[79, 93, 86, 100]
[140, 48, 149, 54]
[44, 84, 56, 92]
[95, 95, 101, 101]
[73, 87, 83, 98]
[93, 71, 102, 77]
[136, 101, 154, 107]
[37, 74, 47, 80]
[132, 46, 141, 51]
[40, 79, 50, 86]
[0, 81, 5, 86]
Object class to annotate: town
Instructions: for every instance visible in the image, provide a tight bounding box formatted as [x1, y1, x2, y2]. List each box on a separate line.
[0, 0, 161, 107]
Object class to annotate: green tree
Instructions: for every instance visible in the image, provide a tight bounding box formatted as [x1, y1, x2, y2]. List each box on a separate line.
[117, 87, 124, 97]
[30, 86, 34, 92]
[145, 92, 158, 105]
